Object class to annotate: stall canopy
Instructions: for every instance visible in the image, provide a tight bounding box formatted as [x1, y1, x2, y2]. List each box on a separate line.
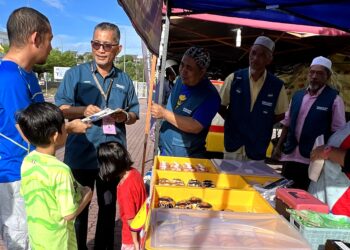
[118, 0, 350, 57]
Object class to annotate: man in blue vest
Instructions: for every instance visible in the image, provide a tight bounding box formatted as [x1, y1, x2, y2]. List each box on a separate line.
[219, 36, 289, 161]
[151, 47, 221, 158]
[273, 56, 346, 190]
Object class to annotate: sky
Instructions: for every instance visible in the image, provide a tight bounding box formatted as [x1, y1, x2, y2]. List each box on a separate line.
[0, 0, 142, 56]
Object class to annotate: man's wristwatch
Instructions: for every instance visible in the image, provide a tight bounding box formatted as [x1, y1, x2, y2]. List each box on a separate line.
[122, 110, 130, 123]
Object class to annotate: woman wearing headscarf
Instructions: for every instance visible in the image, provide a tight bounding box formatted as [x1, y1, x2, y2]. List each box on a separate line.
[309, 123, 350, 217]
[151, 47, 221, 158]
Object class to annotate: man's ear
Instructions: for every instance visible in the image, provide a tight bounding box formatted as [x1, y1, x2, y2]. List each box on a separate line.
[15, 124, 30, 144]
[29, 31, 41, 48]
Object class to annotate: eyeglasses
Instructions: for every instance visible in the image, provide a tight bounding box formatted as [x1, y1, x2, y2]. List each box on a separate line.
[91, 41, 119, 52]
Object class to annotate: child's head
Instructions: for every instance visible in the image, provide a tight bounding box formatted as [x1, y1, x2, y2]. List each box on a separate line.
[97, 141, 134, 181]
[16, 102, 66, 148]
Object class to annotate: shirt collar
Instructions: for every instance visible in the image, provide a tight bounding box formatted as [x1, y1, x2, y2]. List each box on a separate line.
[91, 61, 116, 77]
[248, 67, 267, 82]
[306, 84, 327, 97]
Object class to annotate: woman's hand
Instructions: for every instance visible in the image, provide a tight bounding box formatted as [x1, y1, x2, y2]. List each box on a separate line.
[310, 145, 327, 161]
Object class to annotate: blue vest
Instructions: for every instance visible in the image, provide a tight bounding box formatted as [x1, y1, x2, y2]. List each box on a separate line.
[224, 69, 283, 160]
[284, 86, 337, 158]
[159, 78, 215, 158]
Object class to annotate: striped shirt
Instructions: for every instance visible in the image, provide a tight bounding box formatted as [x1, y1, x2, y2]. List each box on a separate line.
[21, 150, 81, 250]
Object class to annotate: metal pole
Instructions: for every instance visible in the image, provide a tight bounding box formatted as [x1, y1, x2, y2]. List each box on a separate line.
[153, 13, 170, 156]
[123, 29, 126, 72]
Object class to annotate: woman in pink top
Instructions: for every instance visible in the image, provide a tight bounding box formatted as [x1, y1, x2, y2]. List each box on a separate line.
[98, 142, 147, 250]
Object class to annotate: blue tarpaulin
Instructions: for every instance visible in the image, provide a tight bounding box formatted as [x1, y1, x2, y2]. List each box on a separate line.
[119, 0, 350, 55]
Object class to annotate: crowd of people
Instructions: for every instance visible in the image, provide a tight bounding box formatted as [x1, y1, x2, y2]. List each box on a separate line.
[0, 5, 349, 250]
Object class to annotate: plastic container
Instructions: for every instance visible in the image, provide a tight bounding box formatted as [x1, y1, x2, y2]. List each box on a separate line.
[276, 188, 329, 219]
[152, 186, 277, 213]
[242, 175, 280, 186]
[212, 158, 281, 177]
[146, 209, 311, 249]
[154, 170, 251, 190]
[290, 214, 350, 250]
[153, 156, 217, 173]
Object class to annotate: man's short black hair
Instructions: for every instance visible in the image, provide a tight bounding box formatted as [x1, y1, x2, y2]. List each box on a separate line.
[16, 102, 65, 147]
[7, 7, 50, 48]
[97, 141, 133, 182]
[94, 22, 120, 44]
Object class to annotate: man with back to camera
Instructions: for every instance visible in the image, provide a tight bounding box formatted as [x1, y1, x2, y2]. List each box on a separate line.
[273, 56, 346, 190]
[55, 22, 139, 250]
[0, 7, 90, 250]
[219, 36, 289, 161]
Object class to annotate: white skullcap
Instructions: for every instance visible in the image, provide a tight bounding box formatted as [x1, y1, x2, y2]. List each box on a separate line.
[166, 59, 178, 69]
[310, 56, 332, 72]
[253, 36, 275, 52]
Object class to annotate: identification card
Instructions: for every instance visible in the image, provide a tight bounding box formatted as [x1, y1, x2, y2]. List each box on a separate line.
[102, 116, 117, 135]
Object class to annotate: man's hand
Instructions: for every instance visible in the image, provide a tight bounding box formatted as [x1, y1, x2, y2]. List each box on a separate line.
[66, 119, 92, 134]
[110, 111, 128, 123]
[151, 103, 166, 119]
[83, 105, 101, 117]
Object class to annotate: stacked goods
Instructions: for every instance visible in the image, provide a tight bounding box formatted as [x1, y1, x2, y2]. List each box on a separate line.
[145, 156, 312, 249]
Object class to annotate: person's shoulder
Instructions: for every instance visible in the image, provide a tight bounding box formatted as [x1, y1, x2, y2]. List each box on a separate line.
[69, 62, 90, 73]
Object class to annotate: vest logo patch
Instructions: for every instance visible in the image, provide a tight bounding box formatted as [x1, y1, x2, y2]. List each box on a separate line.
[182, 108, 192, 115]
[267, 93, 274, 97]
[262, 101, 273, 107]
[316, 106, 328, 111]
[116, 84, 125, 89]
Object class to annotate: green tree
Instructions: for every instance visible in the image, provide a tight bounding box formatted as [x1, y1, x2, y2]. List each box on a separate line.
[33, 49, 77, 74]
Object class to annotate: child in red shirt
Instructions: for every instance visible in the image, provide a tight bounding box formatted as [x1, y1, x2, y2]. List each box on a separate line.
[97, 142, 147, 250]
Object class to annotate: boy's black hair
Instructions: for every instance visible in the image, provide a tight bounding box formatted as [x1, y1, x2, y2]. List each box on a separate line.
[16, 102, 65, 147]
[97, 141, 134, 182]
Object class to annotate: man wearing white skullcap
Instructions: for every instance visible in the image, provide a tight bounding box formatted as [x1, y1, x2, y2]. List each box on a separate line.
[151, 47, 221, 158]
[219, 36, 289, 161]
[273, 56, 346, 190]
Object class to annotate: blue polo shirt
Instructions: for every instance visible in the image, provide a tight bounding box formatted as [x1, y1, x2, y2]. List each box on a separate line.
[55, 61, 139, 170]
[0, 60, 44, 182]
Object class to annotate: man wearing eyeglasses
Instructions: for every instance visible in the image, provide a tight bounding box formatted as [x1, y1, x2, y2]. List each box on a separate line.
[55, 22, 139, 250]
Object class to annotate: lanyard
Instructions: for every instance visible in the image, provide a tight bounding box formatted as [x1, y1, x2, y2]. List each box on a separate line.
[91, 63, 114, 107]
[0, 132, 30, 153]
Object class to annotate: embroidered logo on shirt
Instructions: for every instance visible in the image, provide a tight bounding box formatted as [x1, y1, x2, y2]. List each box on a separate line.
[116, 84, 125, 89]
[175, 94, 186, 109]
[316, 106, 328, 111]
[262, 101, 273, 107]
[267, 93, 274, 97]
[182, 108, 192, 115]
[236, 88, 242, 94]
[83, 81, 91, 83]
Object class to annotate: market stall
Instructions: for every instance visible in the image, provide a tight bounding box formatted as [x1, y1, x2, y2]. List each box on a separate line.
[118, 1, 350, 249]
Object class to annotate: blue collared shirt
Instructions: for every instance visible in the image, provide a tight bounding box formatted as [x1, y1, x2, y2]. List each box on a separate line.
[55, 61, 139, 170]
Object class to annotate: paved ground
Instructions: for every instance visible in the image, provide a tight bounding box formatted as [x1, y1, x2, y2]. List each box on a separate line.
[0, 98, 155, 250]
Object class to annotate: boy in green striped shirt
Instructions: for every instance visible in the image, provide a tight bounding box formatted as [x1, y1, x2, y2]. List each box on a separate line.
[17, 102, 93, 250]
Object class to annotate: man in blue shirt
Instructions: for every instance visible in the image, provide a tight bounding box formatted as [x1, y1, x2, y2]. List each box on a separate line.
[55, 22, 139, 250]
[151, 47, 220, 158]
[0, 7, 89, 250]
